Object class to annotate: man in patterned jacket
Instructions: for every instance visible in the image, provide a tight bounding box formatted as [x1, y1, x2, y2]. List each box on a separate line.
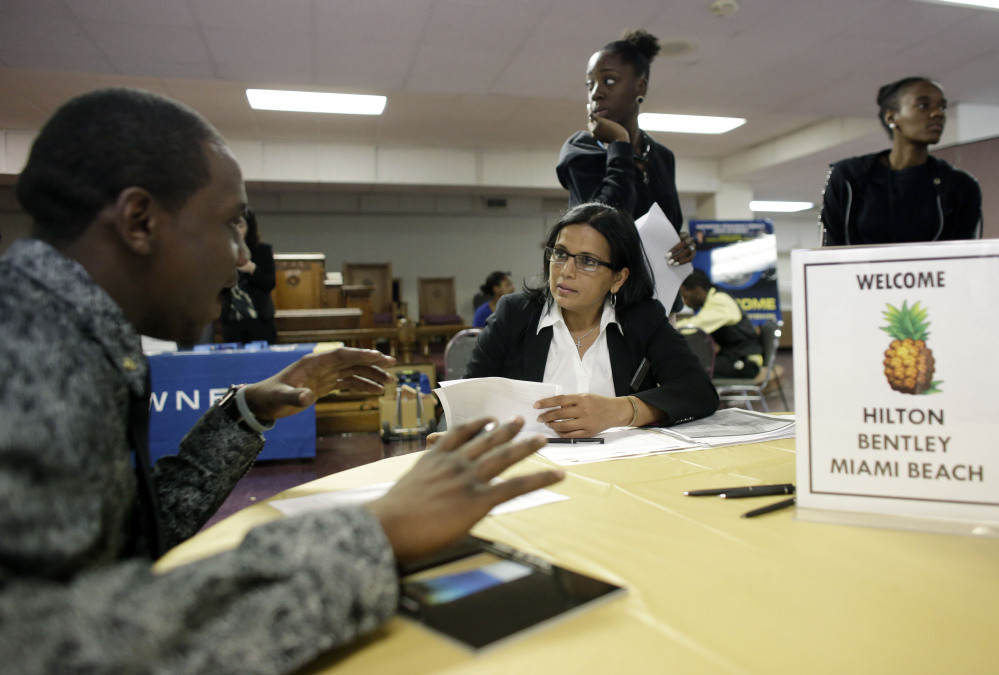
[0, 88, 563, 674]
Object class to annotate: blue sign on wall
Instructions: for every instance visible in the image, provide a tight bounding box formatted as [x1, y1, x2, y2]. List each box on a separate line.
[688, 219, 782, 326]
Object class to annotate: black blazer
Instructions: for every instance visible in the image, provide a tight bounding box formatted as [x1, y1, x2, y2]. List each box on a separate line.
[221, 242, 276, 321]
[465, 292, 718, 426]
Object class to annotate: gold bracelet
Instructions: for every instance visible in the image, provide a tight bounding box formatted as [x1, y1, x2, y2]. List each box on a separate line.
[626, 396, 639, 427]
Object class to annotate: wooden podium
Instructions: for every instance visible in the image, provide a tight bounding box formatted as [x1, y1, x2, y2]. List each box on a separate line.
[273, 253, 327, 310]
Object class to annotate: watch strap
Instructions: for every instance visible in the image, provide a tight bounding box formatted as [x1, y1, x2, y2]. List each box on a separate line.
[218, 384, 274, 434]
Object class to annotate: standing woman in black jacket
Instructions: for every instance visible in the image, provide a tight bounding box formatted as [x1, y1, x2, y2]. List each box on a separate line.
[221, 208, 278, 344]
[821, 77, 982, 246]
[556, 29, 695, 277]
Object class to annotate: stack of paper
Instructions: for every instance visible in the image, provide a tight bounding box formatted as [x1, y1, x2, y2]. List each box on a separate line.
[433, 378, 792, 465]
[658, 408, 795, 448]
[537, 427, 702, 465]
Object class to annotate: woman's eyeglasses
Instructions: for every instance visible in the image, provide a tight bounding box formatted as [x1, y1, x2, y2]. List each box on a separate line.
[544, 247, 614, 273]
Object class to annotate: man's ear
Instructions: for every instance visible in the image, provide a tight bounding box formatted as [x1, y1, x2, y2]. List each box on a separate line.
[112, 187, 159, 256]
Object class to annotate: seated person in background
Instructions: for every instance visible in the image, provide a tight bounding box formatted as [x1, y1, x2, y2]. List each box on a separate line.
[0, 87, 564, 674]
[677, 270, 763, 379]
[220, 207, 277, 344]
[465, 202, 718, 438]
[473, 270, 514, 327]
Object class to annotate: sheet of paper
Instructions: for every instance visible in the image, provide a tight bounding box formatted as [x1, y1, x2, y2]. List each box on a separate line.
[435, 377, 561, 434]
[269, 481, 569, 518]
[634, 203, 692, 307]
[537, 427, 701, 465]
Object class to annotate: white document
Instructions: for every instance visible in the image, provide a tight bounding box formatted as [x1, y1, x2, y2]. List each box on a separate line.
[269, 481, 569, 518]
[435, 377, 561, 434]
[659, 408, 796, 448]
[634, 203, 692, 308]
[537, 427, 701, 465]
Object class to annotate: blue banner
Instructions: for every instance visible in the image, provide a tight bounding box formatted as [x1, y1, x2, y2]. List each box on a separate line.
[688, 219, 782, 326]
[148, 345, 317, 464]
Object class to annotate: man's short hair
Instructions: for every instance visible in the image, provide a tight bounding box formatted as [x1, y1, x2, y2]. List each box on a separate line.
[681, 269, 713, 291]
[16, 87, 225, 244]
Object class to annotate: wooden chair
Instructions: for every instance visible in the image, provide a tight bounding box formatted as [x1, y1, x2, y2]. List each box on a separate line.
[343, 263, 394, 325]
[418, 277, 463, 325]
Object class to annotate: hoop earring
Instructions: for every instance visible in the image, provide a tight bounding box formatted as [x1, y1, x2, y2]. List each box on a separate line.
[636, 96, 644, 105]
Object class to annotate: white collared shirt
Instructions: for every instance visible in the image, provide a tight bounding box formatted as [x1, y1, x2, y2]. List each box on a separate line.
[538, 299, 619, 397]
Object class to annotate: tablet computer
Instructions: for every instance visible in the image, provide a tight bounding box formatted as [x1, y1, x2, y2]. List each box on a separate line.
[398, 536, 625, 650]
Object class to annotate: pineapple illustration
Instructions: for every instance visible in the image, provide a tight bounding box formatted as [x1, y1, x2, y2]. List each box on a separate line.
[880, 301, 936, 395]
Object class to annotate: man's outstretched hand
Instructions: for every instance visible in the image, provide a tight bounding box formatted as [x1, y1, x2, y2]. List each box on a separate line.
[242, 347, 396, 422]
[366, 417, 565, 564]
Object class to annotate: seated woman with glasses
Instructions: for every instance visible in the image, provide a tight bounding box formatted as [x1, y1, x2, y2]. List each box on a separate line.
[465, 202, 718, 437]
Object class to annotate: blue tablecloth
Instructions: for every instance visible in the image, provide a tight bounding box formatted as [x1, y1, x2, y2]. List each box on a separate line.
[148, 345, 317, 463]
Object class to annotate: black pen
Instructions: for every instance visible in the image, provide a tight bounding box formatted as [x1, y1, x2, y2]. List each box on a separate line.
[720, 485, 796, 499]
[684, 483, 794, 497]
[742, 497, 796, 518]
[547, 437, 605, 444]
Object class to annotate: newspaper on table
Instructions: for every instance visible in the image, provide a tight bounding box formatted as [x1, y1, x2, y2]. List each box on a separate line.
[433, 377, 815, 465]
[658, 408, 795, 448]
[537, 410, 794, 465]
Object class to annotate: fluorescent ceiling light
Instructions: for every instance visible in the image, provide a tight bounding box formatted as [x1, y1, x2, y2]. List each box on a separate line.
[246, 89, 386, 115]
[638, 112, 745, 134]
[916, 0, 999, 9]
[750, 201, 815, 213]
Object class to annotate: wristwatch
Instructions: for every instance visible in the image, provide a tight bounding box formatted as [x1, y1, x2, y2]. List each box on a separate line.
[217, 384, 274, 434]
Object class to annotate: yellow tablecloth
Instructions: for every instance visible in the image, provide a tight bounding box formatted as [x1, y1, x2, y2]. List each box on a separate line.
[156, 440, 999, 674]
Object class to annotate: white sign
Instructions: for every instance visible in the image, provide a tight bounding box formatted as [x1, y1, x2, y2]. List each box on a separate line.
[792, 240, 999, 532]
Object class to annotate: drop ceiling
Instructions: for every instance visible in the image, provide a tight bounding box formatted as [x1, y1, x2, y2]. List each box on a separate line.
[1, 0, 997, 202]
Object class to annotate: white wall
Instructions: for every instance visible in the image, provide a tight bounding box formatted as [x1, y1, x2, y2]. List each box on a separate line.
[256, 208, 554, 324]
[768, 210, 823, 310]
[245, 189, 704, 324]
[2, 182, 816, 324]
[246, 189, 567, 324]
